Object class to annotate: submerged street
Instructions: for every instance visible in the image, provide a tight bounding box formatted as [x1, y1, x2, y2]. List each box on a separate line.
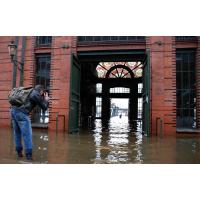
[1, 116, 200, 164]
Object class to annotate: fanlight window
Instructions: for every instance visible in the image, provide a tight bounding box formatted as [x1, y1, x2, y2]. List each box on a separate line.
[96, 62, 143, 78]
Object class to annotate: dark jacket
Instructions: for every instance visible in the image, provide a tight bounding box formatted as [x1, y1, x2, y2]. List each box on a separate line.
[14, 89, 48, 114]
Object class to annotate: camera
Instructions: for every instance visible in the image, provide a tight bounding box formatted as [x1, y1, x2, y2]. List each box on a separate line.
[41, 90, 46, 98]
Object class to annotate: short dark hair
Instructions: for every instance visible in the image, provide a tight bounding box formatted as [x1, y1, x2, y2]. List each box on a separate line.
[35, 85, 45, 92]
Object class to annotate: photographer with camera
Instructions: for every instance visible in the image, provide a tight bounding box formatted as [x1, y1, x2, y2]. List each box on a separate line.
[10, 85, 49, 160]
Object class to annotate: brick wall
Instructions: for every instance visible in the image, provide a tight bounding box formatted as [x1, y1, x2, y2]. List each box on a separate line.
[48, 36, 73, 131]
[0, 36, 198, 135]
[148, 36, 177, 135]
[23, 36, 35, 87]
[0, 36, 74, 132]
[0, 36, 15, 126]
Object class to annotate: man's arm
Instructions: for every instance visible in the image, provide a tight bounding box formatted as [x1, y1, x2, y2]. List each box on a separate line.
[33, 92, 49, 111]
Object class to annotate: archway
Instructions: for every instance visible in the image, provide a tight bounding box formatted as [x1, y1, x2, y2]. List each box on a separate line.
[69, 49, 150, 136]
[79, 59, 143, 132]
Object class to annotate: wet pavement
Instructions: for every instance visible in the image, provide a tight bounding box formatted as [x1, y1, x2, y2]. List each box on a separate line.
[1, 116, 200, 164]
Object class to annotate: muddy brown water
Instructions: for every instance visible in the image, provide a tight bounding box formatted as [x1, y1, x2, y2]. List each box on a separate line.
[1, 116, 200, 164]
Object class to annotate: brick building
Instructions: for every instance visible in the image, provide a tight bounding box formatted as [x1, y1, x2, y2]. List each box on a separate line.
[0, 36, 199, 135]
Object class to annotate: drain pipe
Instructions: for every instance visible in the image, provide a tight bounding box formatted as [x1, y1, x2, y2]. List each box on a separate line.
[12, 37, 19, 88]
[56, 113, 66, 134]
[19, 36, 26, 86]
[160, 119, 163, 136]
[59, 114, 66, 132]
[156, 117, 163, 136]
[56, 113, 59, 134]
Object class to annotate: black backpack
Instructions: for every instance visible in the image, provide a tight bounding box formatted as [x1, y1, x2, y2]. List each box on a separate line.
[8, 87, 33, 106]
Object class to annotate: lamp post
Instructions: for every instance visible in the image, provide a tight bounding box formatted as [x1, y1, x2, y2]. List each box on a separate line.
[8, 41, 24, 87]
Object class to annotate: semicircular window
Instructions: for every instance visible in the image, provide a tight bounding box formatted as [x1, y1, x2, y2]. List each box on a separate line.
[96, 62, 143, 78]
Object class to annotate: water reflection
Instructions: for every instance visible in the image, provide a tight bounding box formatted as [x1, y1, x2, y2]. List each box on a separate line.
[1, 121, 200, 163]
[134, 133, 143, 163]
[0, 129, 49, 164]
[92, 116, 143, 164]
[175, 136, 200, 163]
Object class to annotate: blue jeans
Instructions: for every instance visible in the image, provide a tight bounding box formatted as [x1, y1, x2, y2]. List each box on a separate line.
[11, 108, 32, 155]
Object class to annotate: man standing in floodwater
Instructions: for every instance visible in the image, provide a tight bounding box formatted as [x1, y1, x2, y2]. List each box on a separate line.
[10, 85, 49, 160]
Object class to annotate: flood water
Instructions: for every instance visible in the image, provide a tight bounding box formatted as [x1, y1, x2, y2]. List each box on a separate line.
[1, 116, 200, 164]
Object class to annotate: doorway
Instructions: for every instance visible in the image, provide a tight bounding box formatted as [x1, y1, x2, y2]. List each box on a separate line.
[110, 98, 129, 118]
[79, 60, 143, 132]
[69, 50, 150, 135]
[110, 97, 129, 127]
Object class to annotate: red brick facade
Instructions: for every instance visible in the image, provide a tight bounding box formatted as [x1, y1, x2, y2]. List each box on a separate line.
[147, 36, 177, 135]
[48, 36, 74, 131]
[0, 36, 199, 134]
[0, 36, 14, 126]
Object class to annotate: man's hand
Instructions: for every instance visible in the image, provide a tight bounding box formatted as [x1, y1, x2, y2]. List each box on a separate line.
[44, 92, 50, 102]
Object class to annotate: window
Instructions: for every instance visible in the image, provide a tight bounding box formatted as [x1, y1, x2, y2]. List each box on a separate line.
[35, 54, 51, 92]
[32, 54, 51, 124]
[96, 83, 102, 93]
[138, 83, 143, 93]
[175, 36, 197, 41]
[96, 62, 143, 78]
[138, 98, 143, 119]
[96, 97, 102, 118]
[176, 50, 196, 129]
[77, 36, 145, 42]
[110, 87, 130, 93]
[36, 36, 52, 46]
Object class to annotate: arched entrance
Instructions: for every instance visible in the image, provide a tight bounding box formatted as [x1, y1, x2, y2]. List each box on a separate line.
[95, 62, 142, 127]
[69, 50, 150, 136]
